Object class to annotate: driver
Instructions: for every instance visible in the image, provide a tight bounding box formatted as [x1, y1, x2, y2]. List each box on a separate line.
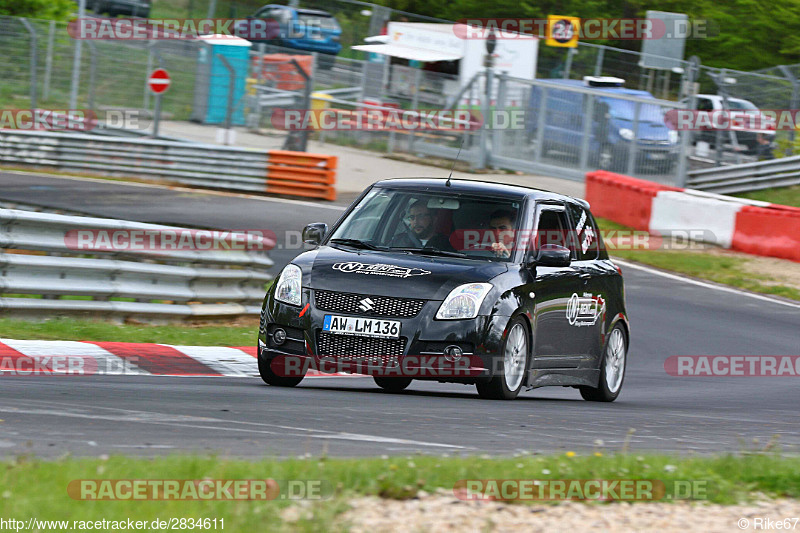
[487, 208, 517, 258]
[390, 199, 454, 250]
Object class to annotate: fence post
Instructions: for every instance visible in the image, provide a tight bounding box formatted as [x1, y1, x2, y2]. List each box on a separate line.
[408, 67, 422, 153]
[578, 93, 595, 170]
[778, 65, 799, 155]
[88, 42, 97, 110]
[563, 48, 575, 79]
[70, 0, 87, 110]
[20, 19, 38, 109]
[625, 101, 641, 177]
[144, 41, 154, 110]
[216, 55, 236, 145]
[281, 58, 312, 152]
[593, 47, 604, 76]
[256, 43, 266, 83]
[43, 20, 55, 101]
[491, 71, 508, 168]
[477, 69, 493, 169]
[152, 50, 163, 138]
[676, 56, 699, 188]
[533, 86, 548, 163]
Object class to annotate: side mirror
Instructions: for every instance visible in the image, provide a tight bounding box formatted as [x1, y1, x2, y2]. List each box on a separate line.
[534, 244, 571, 267]
[302, 223, 328, 246]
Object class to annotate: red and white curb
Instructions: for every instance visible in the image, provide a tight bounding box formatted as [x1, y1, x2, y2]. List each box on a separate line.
[0, 339, 361, 378]
[586, 170, 800, 262]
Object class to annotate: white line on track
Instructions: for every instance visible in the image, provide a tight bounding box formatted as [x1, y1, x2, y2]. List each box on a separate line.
[0, 402, 468, 450]
[613, 258, 800, 309]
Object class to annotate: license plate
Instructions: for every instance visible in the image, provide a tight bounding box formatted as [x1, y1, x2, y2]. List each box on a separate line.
[648, 153, 666, 160]
[323, 315, 400, 339]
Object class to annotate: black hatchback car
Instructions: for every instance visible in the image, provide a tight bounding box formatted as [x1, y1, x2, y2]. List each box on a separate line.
[258, 179, 629, 401]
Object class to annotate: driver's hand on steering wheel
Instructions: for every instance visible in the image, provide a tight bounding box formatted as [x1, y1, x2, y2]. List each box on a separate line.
[491, 241, 511, 258]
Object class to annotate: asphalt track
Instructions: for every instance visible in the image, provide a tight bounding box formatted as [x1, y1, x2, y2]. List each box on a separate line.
[0, 171, 798, 458]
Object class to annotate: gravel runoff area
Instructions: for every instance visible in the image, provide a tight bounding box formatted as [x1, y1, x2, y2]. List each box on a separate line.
[282, 492, 800, 532]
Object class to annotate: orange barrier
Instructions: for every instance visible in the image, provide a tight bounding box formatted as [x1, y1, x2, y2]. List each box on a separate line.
[265, 150, 337, 201]
[252, 54, 313, 91]
[585, 171, 680, 230]
[732, 206, 800, 262]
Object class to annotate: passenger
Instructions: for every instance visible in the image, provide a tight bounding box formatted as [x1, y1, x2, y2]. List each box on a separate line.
[390, 199, 454, 250]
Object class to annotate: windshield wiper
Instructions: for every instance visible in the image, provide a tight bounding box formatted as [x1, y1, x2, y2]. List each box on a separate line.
[392, 247, 468, 258]
[329, 238, 385, 251]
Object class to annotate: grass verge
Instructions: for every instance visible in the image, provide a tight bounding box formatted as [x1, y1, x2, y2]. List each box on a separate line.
[0, 318, 258, 346]
[1, 453, 798, 531]
[596, 218, 800, 301]
[734, 185, 800, 208]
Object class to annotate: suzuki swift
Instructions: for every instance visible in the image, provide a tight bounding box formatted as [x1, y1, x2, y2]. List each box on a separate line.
[258, 178, 629, 401]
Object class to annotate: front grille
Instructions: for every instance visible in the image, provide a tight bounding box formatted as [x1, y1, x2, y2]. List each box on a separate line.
[314, 290, 425, 318]
[317, 331, 406, 360]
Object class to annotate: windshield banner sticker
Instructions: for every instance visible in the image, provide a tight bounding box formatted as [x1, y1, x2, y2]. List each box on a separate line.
[566, 292, 605, 327]
[332, 262, 431, 278]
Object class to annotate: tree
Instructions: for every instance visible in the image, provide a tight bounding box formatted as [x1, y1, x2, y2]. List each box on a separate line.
[0, 0, 75, 21]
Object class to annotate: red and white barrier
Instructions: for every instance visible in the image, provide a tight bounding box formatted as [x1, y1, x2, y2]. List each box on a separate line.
[0, 339, 361, 378]
[585, 171, 800, 262]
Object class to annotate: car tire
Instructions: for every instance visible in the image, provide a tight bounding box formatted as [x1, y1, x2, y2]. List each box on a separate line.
[258, 353, 305, 387]
[476, 317, 529, 400]
[580, 324, 627, 402]
[373, 376, 412, 392]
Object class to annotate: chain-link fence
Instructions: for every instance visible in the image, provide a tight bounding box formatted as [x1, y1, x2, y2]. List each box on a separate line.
[5, 1, 800, 184]
[0, 16, 201, 128]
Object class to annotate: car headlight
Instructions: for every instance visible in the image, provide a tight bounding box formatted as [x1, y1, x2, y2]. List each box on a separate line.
[618, 128, 634, 141]
[436, 283, 493, 320]
[274, 264, 302, 306]
[668, 130, 679, 144]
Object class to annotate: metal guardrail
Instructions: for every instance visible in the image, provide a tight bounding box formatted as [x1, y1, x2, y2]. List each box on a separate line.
[0, 130, 271, 192]
[686, 155, 800, 194]
[0, 209, 273, 318]
[0, 130, 338, 199]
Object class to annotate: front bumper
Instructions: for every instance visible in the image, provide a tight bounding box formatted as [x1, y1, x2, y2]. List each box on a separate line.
[258, 287, 510, 382]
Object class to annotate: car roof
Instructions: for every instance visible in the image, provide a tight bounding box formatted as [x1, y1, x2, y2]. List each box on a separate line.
[539, 79, 655, 98]
[696, 94, 750, 103]
[372, 178, 590, 208]
[262, 4, 333, 15]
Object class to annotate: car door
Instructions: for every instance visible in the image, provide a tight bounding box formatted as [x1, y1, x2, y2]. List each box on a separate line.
[565, 202, 607, 364]
[529, 203, 585, 368]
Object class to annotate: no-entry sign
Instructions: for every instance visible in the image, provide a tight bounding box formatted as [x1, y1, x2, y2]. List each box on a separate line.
[147, 68, 171, 94]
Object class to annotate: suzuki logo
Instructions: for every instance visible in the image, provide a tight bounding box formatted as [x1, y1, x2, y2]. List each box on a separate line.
[358, 297, 375, 312]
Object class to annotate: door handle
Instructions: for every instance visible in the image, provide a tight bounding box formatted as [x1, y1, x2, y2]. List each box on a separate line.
[579, 273, 591, 281]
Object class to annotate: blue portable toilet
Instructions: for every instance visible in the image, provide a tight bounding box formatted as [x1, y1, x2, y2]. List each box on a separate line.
[192, 35, 252, 126]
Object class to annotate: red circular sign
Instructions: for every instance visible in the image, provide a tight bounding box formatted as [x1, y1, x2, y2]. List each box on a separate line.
[147, 68, 171, 94]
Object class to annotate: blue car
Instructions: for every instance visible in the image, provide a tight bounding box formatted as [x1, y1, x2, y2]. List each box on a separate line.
[244, 4, 342, 69]
[527, 78, 679, 172]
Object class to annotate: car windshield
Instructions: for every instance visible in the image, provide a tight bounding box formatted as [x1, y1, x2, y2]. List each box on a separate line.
[604, 99, 667, 123]
[297, 12, 340, 31]
[725, 99, 759, 110]
[327, 188, 523, 262]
